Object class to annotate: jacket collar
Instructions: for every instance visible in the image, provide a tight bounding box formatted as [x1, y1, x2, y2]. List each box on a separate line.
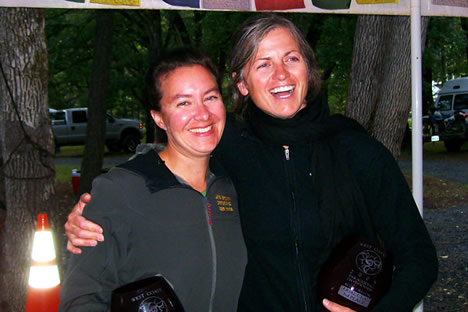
[118, 148, 228, 193]
[117, 149, 181, 193]
[224, 112, 262, 144]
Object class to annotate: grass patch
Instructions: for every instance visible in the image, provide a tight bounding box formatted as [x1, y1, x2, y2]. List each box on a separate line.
[55, 146, 85, 158]
[55, 145, 132, 158]
[400, 141, 468, 209]
[55, 164, 114, 183]
[404, 173, 468, 209]
[55, 164, 80, 183]
[399, 141, 468, 162]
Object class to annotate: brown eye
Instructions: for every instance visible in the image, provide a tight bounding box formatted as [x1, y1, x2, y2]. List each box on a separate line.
[177, 101, 189, 107]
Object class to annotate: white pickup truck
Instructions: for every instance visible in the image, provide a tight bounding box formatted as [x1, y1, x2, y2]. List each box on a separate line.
[49, 108, 144, 153]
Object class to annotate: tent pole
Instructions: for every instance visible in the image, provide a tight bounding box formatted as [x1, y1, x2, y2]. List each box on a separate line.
[410, 0, 424, 311]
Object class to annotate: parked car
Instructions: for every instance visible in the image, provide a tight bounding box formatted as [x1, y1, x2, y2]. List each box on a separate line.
[49, 108, 144, 153]
[405, 112, 433, 148]
[427, 78, 468, 152]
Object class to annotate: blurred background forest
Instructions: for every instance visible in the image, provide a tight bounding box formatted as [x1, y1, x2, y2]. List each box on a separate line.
[46, 10, 468, 121]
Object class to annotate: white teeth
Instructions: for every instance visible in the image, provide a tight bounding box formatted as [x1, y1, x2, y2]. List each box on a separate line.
[189, 125, 213, 133]
[270, 85, 294, 94]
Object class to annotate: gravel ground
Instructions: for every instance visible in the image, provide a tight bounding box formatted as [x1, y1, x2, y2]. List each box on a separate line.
[399, 159, 468, 185]
[399, 159, 468, 312]
[423, 204, 467, 312]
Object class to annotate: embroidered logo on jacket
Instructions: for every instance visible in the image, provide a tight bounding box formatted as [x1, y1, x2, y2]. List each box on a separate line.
[215, 194, 234, 212]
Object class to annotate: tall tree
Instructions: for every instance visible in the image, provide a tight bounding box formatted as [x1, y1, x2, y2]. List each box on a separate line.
[78, 10, 114, 196]
[424, 17, 467, 84]
[0, 134, 4, 211]
[462, 18, 468, 62]
[46, 10, 96, 110]
[0, 8, 56, 311]
[119, 10, 164, 143]
[312, 15, 356, 114]
[145, 10, 163, 143]
[347, 15, 429, 158]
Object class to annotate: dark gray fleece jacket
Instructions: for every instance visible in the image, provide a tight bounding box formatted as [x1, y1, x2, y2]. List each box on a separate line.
[59, 150, 247, 312]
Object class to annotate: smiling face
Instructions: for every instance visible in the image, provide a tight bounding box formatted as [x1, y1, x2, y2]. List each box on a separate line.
[236, 27, 309, 119]
[151, 65, 225, 159]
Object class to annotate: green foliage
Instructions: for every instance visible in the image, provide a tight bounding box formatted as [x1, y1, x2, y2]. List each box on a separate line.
[47, 10, 149, 121]
[106, 11, 150, 119]
[200, 11, 254, 110]
[424, 17, 468, 84]
[46, 10, 466, 119]
[315, 15, 356, 114]
[46, 9, 95, 110]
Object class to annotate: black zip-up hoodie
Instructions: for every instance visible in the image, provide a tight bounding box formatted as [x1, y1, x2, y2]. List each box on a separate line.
[213, 114, 437, 312]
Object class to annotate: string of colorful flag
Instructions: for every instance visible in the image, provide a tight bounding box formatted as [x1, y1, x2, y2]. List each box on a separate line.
[64, 0, 467, 10]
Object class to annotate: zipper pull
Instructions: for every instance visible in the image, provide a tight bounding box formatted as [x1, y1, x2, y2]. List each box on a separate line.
[284, 146, 290, 160]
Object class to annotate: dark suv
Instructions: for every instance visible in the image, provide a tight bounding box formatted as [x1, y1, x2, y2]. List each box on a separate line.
[429, 78, 468, 152]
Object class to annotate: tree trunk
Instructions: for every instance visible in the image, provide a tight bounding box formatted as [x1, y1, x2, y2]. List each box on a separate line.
[0, 128, 4, 211]
[460, 17, 468, 62]
[347, 15, 429, 158]
[422, 60, 434, 114]
[0, 8, 56, 311]
[145, 10, 162, 144]
[0, 111, 5, 312]
[172, 12, 191, 46]
[78, 10, 114, 196]
[193, 11, 206, 48]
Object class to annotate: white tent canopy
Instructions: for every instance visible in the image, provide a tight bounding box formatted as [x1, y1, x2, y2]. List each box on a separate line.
[0, 0, 467, 16]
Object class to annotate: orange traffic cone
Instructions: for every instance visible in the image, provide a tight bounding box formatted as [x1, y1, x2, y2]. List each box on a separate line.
[25, 213, 61, 312]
